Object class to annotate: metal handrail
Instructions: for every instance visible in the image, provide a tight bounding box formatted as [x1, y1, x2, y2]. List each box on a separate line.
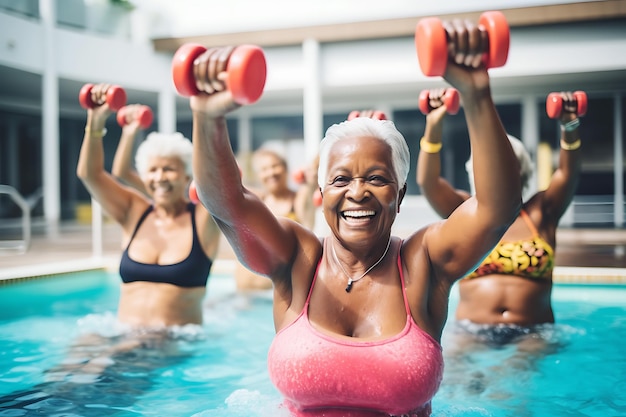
[0, 185, 31, 254]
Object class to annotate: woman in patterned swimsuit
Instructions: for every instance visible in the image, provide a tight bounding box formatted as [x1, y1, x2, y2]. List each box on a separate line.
[417, 89, 584, 344]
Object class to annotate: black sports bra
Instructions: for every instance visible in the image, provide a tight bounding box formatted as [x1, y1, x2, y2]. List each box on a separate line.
[119, 203, 213, 288]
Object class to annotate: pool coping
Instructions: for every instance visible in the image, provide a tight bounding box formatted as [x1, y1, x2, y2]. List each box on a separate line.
[0, 258, 238, 284]
[0, 258, 624, 285]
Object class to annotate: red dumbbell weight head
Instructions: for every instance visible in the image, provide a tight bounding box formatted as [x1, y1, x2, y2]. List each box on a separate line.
[116, 105, 154, 129]
[292, 169, 305, 184]
[313, 188, 322, 207]
[546, 91, 588, 119]
[79, 83, 127, 111]
[478, 11, 510, 69]
[347, 110, 361, 121]
[172, 43, 267, 105]
[419, 88, 460, 115]
[573, 91, 588, 117]
[189, 180, 199, 204]
[415, 11, 509, 77]
[347, 110, 388, 121]
[371, 111, 387, 120]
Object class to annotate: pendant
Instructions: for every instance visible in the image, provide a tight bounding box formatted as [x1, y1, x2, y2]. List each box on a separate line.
[345, 279, 353, 293]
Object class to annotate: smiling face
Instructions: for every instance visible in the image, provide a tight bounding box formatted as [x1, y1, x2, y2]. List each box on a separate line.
[253, 151, 289, 195]
[142, 155, 190, 205]
[322, 136, 405, 247]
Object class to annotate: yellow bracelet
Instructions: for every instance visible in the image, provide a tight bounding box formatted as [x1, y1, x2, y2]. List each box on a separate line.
[85, 127, 107, 138]
[560, 138, 581, 151]
[420, 137, 442, 154]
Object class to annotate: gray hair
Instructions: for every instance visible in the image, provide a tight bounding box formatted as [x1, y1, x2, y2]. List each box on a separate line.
[135, 132, 193, 179]
[318, 117, 410, 189]
[465, 134, 534, 196]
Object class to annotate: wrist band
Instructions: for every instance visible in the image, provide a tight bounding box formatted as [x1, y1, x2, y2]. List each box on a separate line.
[85, 127, 107, 138]
[560, 138, 581, 151]
[560, 118, 580, 132]
[420, 137, 442, 154]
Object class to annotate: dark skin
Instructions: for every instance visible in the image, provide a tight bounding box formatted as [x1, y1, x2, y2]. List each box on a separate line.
[189, 19, 521, 343]
[417, 89, 583, 325]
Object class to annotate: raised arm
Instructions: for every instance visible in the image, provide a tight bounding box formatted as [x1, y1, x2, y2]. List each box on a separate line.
[293, 155, 319, 230]
[185, 46, 306, 285]
[111, 106, 146, 194]
[419, 18, 522, 282]
[416, 89, 470, 218]
[540, 92, 584, 222]
[76, 84, 144, 228]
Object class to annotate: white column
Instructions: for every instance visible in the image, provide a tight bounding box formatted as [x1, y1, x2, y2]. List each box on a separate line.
[614, 94, 624, 227]
[238, 112, 252, 155]
[40, 0, 60, 235]
[521, 94, 539, 199]
[158, 86, 177, 134]
[302, 38, 322, 160]
[236, 112, 252, 179]
[7, 120, 18, 186]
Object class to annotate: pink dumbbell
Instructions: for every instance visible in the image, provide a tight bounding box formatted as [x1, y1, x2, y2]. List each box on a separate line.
[117, 105, 154, 129]
[172, 43, 267, 105]
[546, 91, 587, 119]
[79, 83, 127, 111]
[419, 88, 460, 115]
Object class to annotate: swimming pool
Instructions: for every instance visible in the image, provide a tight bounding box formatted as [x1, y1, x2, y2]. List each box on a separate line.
[0, 271, 624, 416]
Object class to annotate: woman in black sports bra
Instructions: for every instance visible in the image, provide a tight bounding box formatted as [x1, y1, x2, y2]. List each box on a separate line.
[417, 89, 583, 335]
[77, 86, 221, 328]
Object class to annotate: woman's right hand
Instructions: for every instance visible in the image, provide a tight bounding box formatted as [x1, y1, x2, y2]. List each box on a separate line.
[86, 84, 114, 129]
[188, 47, 242, 118]
[425, 88, 449, 130]
[441, 19, 491, 97]
[557, 92, 579, 124]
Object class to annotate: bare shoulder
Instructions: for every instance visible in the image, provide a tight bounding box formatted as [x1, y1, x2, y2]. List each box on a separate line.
[401, 224, 435, 268]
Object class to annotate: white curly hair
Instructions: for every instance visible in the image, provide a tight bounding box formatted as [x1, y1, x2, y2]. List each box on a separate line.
[465, 134, 534, 198]
[135, 132, 193, 180]
[317, 117, 410, 189]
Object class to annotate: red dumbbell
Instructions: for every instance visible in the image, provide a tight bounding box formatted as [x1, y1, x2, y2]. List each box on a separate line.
[292, 169, 322, 207]
[347, 110, 388, 121]
[415, 11, 510, 77]
[312, 188, 322, 207]
[546, 91, 587, 119]
[189, 180, 199, 204]
[79, 83, 127, 111]
[172, 43, 267, 105]
[116, 105, 154, 129]
[419, 88, 460, 115]
[292, 169, 306, 184]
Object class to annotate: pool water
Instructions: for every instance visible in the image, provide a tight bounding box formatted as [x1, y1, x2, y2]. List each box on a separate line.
[0, 270, 624, 417]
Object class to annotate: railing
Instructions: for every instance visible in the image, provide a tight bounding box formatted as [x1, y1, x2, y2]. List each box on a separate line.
[570, 195, 625, 226]
[0, 185, 31, 254]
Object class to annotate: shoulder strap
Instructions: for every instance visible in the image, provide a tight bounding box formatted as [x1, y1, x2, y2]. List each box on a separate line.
[519, 209, 539, 237]
[396, 239, 412, 316]
[125, 205, 153, 249]
[305, 239, 325, 306]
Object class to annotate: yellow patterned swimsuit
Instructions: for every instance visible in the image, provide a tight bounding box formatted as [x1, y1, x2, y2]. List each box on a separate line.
[465, 210, 555, 280]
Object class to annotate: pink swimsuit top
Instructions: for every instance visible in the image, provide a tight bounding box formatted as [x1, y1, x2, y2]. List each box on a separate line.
[267, 244, 444, 416]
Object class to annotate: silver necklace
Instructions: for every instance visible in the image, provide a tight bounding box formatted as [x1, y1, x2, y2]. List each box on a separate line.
[331, 237, 392, 293]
